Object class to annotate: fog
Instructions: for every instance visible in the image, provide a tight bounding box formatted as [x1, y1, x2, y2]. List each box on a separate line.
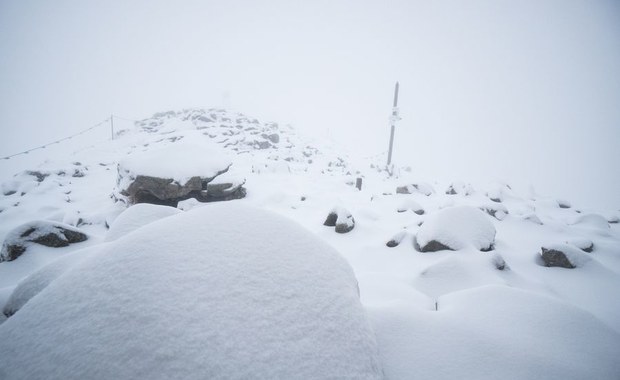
[1, 0, 619, 210]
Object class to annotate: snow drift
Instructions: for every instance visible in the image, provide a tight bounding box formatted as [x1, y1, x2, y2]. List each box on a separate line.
[0, 203, 382, 380]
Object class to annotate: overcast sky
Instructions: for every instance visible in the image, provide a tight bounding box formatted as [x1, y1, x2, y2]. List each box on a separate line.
[1, 0, 619, 210]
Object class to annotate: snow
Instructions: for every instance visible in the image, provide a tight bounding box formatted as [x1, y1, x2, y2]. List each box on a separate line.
[105, 203, 182, 242]
[416, 206, 496, 251]
[0, 204, 382, 380]
[1, 108, 620, 379]
[368, 285, 620, 380]
[117, 142, 232, 185]
[3, 246, 99, 317]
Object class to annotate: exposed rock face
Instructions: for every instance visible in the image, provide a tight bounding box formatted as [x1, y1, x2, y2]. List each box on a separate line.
[419, 240, 454, 253]
[540, 247, 575, 268]
[324, 207, 355, 234]
[0, 221, 88, 262]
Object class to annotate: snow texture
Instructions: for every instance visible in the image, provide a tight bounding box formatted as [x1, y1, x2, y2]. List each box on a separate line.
[416, 206, 496, 251]
[105, 203, 182, 242]
[0, 204, 382, 380]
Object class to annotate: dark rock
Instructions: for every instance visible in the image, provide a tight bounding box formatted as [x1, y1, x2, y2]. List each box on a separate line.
[26, 171, 49, 182]
[0, 221, 88, 262]
[256, 141, 272, 149]
[261, 133, 280, 144]
[323, 212, 338, 227]
[540, 247, 575, 268]
[418, 240, 454, 253]
[386, 231, 407, 248]
[324, 208, 355, 233]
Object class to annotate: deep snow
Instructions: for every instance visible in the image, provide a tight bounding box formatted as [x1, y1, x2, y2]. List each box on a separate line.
[1, 108, 619, 379]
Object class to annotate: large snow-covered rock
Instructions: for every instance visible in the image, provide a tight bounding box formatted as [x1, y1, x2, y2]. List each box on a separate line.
[0, 221, 88, 262]
[115, 143, 245, 206]
[416, 206, 496, 252]
[0, 204, 382, 380]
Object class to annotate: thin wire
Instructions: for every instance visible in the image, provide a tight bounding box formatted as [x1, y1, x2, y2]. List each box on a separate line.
[1, 118, 110, 160]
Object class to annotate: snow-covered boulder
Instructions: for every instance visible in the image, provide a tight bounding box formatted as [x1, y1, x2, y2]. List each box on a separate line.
[324, 207, 356, 233]
[445, 181, 474, 196]
[386, 231, 408, 248]
[396, 199, 424, 215]
[572, 213, 610, 230]
[479, 203, 508, 221]
[204, 169, 247, 201]
[115, 144, 244, 206]
[415, 206, 496, 252]
[396, 182, 434, 196]
[0, 221, 88, 262]
[540, 244, 591, 269]
[105, 203, 183, 242]
[567, 238, 594, 253]
[0, 204, 382, 379]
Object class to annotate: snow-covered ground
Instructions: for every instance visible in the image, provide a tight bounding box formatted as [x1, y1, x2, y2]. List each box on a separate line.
[1, 108, 619, 379]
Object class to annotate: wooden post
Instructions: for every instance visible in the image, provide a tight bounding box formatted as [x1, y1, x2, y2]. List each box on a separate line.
[387, 82, 400, 166]
[355, 177, 363, 190]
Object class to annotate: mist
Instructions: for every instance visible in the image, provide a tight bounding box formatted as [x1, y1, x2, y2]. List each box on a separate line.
[1, 0, 619, 210]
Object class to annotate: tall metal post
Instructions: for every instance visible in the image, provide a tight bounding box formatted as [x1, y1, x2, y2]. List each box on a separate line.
[387, 82, 400, 166]
[110, 114, 114, 140]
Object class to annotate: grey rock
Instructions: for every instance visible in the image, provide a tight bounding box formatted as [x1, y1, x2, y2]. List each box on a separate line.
[540, 247, 575, 268]
[0, 221, 88, 262]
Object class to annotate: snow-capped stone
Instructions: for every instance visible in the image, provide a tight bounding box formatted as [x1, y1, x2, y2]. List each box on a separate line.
[540, 244, 591, 268]
[523, 214, 543, 225]
[415, 206, 496, 252]
[445, 182, 474, 196]
[479, 203, 508, 221]
[396, 199, 424, 215]
[572, 214, 610, 230]
[324, 207, 355, 234]
[396, 182, 434, 196]
[204, 170, 247, 201]
[0, 221, 88, 262]
[567, 238, 594, 253]
[491, 253, 508, 270]
[386, 231, 408, 248]
[558, 199, 572, 209]
[115, 143, 233, 206]
[105, 203, 182, 242]
[0, 204, 383, 379]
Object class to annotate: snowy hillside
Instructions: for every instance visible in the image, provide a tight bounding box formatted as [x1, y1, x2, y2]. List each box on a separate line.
[1, 109, 619, 379]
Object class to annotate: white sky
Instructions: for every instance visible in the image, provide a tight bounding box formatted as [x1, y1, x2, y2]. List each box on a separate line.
[1, 0, 619, 210]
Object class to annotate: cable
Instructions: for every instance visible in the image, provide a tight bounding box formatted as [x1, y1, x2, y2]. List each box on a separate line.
[1, 118, 110, 160]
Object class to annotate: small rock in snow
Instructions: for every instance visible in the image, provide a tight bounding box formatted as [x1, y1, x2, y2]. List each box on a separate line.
[416, 206, 496, 252]
[540, 244, 591, 269]
[386, 231, 407, 248]
[396, 182, 434, 196]
[324, 207, 355, 234]
[567, 238, 594, 253]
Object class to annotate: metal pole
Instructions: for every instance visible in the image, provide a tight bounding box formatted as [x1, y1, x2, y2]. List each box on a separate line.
[387, 82, 399, 166]
[110, 114, 114, 140]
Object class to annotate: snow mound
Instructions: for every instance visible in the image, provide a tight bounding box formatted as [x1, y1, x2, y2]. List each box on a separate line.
[416, 206, 496, 252]
[572, 213, 610, 230]
[0, 204, 382, 380]
[368, 285, 620, 380]
[105, 203, 182, 242]
[3, 247, 99, 317]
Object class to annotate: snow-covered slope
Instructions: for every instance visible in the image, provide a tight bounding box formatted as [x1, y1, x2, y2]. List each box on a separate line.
[1, 108, 619, 379]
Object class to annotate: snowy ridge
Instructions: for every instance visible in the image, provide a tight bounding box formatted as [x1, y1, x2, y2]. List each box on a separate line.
[0, 108, 619, 379]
